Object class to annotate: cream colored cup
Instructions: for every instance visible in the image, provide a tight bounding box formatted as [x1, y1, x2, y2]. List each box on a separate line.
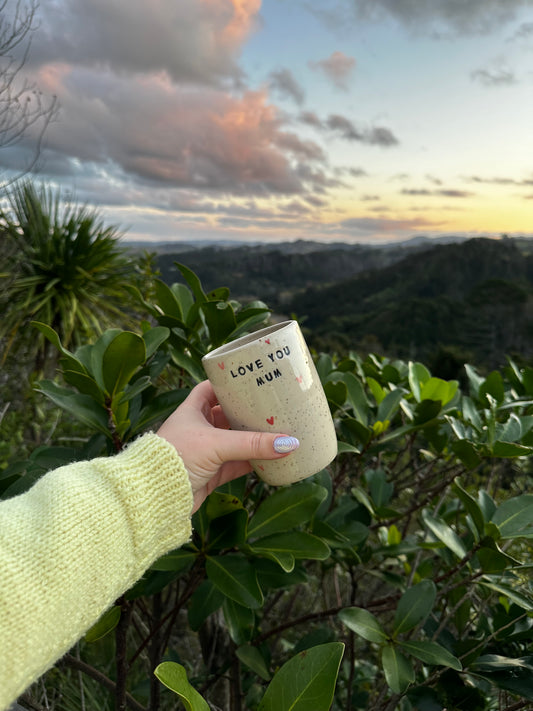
[201, 320, 337, 485]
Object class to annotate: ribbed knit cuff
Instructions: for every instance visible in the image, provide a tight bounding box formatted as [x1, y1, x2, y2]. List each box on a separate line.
[99, 433, 194, 576]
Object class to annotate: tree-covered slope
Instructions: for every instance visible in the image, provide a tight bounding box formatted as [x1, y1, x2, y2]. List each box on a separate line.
[286, 238, 533, 372]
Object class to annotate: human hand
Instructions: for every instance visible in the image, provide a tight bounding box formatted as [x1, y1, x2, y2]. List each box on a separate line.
[157, 380, 299, 512]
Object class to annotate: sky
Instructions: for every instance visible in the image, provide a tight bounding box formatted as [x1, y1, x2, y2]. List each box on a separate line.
[2, 0, 533, 244]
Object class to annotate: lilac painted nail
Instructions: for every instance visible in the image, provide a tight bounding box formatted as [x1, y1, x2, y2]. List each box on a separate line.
[274, 436, 300, 453]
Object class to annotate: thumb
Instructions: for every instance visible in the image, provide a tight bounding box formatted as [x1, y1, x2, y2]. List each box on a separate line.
[214, 430, 300, 464]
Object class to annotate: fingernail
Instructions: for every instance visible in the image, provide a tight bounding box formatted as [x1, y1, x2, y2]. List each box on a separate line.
[274, 436, 300, 453]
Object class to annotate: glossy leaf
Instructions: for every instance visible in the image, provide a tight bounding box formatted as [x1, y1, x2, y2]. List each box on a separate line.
[452, 478, 485, 538]
[237, 644, 271, 680]
[188, 580, 225, 631]
[399, 640, 462, 671]
[248, 483, 327, 539]
[382, 644, 415, 694]
[154, 662, 209, 711]
[258, 642, 344, 711]
[339, 607, 388, 643]
[408, 361, 431, 402]
[34, 380, 109, 435]
[85, 605, 121, 642]
[491, 495, 533, 539]
[250, 531, 330, 562]
[206, 554, 263, 609]
[223, 598, 255, 645]
[422, 510, 467, 559]
[102, 331, 146, 398]
[393, 580, 436, 636]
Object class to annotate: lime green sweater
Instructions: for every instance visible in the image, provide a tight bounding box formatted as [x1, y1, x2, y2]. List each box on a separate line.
[0, 433, 193, 711]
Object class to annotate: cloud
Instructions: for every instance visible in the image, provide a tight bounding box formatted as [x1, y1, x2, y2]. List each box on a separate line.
[298, 111, 399, 146]
[349, 0, 533, 34]
[326, 114, 399, 146]
[401, 188, 474, 198]
[268, 68, 306, 105]
[24, 64, 329, 196]
[465, 175, 533, 186]
[29, 0, 261, 85]
[309, 51, 356, 90]
[471, 66, 518, 86]
[508, 20, 533, 41]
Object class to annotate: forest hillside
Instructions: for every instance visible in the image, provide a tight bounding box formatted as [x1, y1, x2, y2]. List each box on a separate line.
[157, 236, 533, 377]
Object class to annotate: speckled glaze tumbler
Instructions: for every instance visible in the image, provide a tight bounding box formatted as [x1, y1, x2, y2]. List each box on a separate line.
[202, 320, 337, 486]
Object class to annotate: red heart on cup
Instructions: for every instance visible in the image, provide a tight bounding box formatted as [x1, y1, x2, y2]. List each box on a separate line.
[266, 416, 274, 425]
[296, 375, 303, 383]
[218, 362, 225, 370]
[265, 338, 271, 344]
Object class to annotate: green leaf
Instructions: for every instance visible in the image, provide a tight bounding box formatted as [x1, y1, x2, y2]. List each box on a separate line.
[202, 301, 237, 348]
[382, 644, 415, 694]
[451, 440, 481, 469]
[223, 598, 255, 645]
[340, 371, 369, 423]
[377, 388, 404, 423]
[154, 279, 184, 319]
[366, 469, 393, 508]
[102, 331, 146, 398]
[399, 640, 462, 671]
[393, 580, 436, 636]
[258, 642, 344, 711]
[34, 380, 109, 435]
[154, 662, 210, 711]
[206, 554, 263, 609]
[143, 326, 170, 358]
[408, 362, 431, 403]
[339, 607, 388, 643]
[250, 531, 330, 561]
[151, 549, 196, 573]
[419, 377, 458, 406]
[133, 388, 189, 432]
[206, 491, 244, 520]
[176, 262, 207, 303]
[237, 645, 271, 680]
[491, 495, 533, 539]
[422, 510, 467, 559]
[62, 369, 103, 403]
[452, 479, 485, 539]
[324, 380, 347, 408]
[188, 579, 225, 630]
[248, 483, 327, 539]
[479, 370, 505, 405]
[85, 605, 121, 642]
[492, 441, 533, 458]
[31, 321, 87, 374]
[479, 579, 533, 611]
[471, 655, 533, 701]
[114, 375, 152, 406]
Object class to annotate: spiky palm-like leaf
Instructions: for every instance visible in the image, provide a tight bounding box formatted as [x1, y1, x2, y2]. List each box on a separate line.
[0, 182, 135, 369]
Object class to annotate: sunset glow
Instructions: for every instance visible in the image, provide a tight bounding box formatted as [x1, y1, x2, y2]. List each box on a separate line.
[3, 0, 532, 243]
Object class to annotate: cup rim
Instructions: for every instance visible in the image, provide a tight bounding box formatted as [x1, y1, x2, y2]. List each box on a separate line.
[202, 319, 297, 361]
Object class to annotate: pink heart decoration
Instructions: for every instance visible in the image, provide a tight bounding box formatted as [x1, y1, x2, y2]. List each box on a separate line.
[296, 375, 303, 383]
[266, 416, 275, 425]
[218, 362, 225, 370]
[265, 338, 271, 344]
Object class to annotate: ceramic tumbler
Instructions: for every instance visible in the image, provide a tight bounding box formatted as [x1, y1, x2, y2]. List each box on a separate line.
[202, 320, 337, 485]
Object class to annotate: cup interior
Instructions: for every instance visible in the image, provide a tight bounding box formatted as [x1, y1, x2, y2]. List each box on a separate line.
[202, 320, 295, 360]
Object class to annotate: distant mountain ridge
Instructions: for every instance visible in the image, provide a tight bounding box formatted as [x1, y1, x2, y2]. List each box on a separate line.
[152, 235, 533, 374]
[153, 236, 472, 303]
[287, 237, 533, 373]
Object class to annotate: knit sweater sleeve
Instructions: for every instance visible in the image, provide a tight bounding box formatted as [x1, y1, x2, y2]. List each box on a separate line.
[0, 433, 193, 711]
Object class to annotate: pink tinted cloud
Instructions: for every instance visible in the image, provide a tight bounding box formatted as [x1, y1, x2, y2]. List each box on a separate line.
[32, 65, 325, 194]
[309, 51, 356, 90]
